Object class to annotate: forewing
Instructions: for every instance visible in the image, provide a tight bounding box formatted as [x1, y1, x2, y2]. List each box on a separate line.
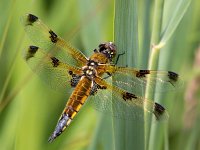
[21, 14, 88, 67]
[24, 45, 82, 92]
[89, 77, 169, 122]
[101, 65, 183, 93]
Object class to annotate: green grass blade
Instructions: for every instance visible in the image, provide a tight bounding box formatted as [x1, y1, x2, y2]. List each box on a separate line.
[145, 0, 165, 149]
[160, 0, 192, 46]
[147, 0, 192, 150]
[114, 1, 144, 150]
[0, 0, 15, 57]
[138, 0, 151, 68]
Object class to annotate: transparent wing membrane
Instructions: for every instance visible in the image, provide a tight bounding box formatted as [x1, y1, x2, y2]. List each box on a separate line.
[24, 46, 82, 92]
[88, 77, 169, 122]
[99, 65, 183, 93]
[21, 14, 88, 67]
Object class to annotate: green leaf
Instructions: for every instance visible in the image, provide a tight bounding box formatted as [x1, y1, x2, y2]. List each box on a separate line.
[113, 0, 144, 150]
[160, 0, 192, 46]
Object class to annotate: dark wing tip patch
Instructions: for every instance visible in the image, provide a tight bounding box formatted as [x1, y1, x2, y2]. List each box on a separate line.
[49, 30, 58, 43]
[168, 71, 179, 87]
[22, 14, 38, 26]
[153, 102, 168, 121]
[25, 46, 39, 61]
[168, 71, 178, 81]
[27, 14, 38, 23]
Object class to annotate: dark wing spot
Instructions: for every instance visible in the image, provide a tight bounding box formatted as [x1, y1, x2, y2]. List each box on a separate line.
[25, 46, 38, 61]
[99, 85, 107, 89]
[27, 14, 38, 25]
[168, 71, 179, 87]
[49, 30, 58, 43]
[122, 92, 137, 101]
[51, 57, 59, 67]
[153, 102, 165, 120]
[136, 70, 150, 78]
[68, 70, 73, 75]
[168, 71, 178, 82]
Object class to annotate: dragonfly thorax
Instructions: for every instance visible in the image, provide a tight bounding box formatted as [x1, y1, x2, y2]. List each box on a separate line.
[82, 65, 97, 79]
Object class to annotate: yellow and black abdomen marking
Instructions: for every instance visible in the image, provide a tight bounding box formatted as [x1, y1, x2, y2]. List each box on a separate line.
[48, 76, 92, 142]
[65, 76, 92, 118]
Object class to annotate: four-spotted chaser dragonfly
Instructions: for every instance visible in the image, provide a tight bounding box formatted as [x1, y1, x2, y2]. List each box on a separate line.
[21, 14, 182, 142]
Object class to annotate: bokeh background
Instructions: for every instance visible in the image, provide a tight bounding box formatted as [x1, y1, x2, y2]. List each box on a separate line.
[0, 0, 200, 150]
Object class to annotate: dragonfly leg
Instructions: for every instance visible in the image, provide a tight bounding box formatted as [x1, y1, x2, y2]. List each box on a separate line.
[90, 81, 106, 95]
[115, 51, 125, 65]
[103, 72, 112, 80]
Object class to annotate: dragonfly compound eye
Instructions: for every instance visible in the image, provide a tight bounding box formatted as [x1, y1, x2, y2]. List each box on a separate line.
[98, 42, 117, 60]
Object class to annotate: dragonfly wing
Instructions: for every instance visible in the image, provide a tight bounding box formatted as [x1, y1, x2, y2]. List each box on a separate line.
[21, 14, 88, 67]
[100, 65, 183, 93]
[88, 77, 169, 122]
[24, 45, 82, 92]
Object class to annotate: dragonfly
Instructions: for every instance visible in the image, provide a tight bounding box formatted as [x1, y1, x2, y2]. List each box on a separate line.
[21, 14, 182, 142]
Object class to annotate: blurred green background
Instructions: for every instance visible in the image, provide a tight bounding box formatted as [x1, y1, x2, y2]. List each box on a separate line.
[0, 0, 200, 150]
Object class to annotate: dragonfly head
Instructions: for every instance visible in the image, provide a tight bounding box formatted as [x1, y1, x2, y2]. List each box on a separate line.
[98, 42, 116, 61]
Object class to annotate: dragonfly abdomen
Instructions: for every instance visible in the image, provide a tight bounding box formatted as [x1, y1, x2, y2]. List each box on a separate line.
[48, 77, 92, 142]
